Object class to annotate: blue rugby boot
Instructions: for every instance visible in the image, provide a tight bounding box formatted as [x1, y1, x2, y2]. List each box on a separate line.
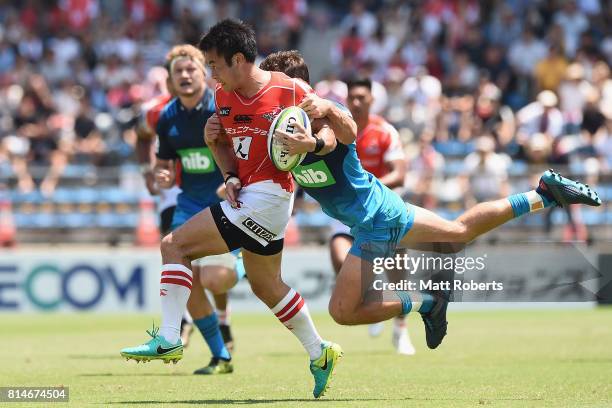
[538, 169, 601, 207]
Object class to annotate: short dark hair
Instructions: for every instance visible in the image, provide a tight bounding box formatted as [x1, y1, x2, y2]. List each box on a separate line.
[259, 50, 310, 83]
[198, 19, 257, 66]
[345, 77, 372, 91]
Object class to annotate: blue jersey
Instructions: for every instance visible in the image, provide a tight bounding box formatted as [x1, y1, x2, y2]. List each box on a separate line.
[292, 104, 414, 260]
[293, 142, 400, 230]
[156, 88, 223, 211]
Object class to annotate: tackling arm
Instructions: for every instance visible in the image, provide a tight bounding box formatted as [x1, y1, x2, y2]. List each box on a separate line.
[299, 93, 356, 145]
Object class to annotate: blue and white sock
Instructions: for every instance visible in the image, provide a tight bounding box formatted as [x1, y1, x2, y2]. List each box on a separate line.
[194, 313, 231, 360]
[508, 190, 555, 218]
[396, 291, 435, 315]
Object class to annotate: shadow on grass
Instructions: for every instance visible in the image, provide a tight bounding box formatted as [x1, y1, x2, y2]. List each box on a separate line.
[105, 397, 545, 405]
[80, 373, 192, 377]
[107, 398, 405, 405]
[69, 354, 121, 360]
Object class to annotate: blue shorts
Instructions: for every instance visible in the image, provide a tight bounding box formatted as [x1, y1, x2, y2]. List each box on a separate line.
[349, 196, 415, 262]
[171, 197, 246, 282]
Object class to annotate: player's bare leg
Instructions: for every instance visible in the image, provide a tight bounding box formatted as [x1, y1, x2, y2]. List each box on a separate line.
[329, 170, 602, 350]
[330, 234, 411, 350]
[120, 207, 229, 363]
[330, 254, 404, 325]
[242, 249, 343, 398]
[329, 235, 352, 276]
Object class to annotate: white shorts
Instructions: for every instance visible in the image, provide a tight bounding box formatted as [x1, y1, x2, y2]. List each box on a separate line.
[158, 186, 181, 213]
[192, 252, 236, 269]
[329, 218, 351, 239]
[219, 181, 294, 247]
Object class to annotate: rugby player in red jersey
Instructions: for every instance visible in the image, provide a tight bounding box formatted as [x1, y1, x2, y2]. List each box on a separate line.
[121, 20, 343, 398]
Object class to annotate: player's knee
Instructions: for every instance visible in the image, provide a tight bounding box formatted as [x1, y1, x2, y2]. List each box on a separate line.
[201, 272, 229, 294]
[248, 279, 267, 301]
[160, 234, 178, 255]
[328, 299, 351, 325]
[450, 221, 470, 242]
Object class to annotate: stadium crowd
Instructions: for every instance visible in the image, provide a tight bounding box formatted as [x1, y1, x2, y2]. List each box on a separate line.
[0, 0, 609, 240]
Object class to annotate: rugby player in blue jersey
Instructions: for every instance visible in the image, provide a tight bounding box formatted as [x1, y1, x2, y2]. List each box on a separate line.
[122, 45, 245, 374]
[262, 50, 602, 350]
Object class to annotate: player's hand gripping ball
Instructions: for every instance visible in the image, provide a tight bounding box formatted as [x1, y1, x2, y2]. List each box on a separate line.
[267, 106, 311, 171]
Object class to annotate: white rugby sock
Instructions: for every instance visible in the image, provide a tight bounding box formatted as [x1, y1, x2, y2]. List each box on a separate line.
[159, 264, 193, 344]
[271, 288, 323, 360]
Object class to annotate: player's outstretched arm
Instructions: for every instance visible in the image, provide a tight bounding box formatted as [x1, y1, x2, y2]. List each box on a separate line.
[299, 93, 356, 144]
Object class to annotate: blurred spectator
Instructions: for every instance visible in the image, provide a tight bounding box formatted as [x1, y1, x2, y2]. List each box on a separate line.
[558, 62, 594, 132]
[314, 72, 347, 105]
[404, 135, 445, 210]
[73, 97, 107, 165]
[461, 135, 511, 207]
[516, 90, 564, 158]
[340, 0, 377, 39]
[331, 25, 365, 68]
[472, 81, 516, 153]
[362, 25, 399, 81]
[508, 28, 548, 78]
[487, 5, 522, 48]
[534, 45, 569, 92]
[553, 0, 588, 58]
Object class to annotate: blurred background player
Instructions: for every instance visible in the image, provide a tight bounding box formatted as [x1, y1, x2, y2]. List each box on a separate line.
[330, 77, 414, 355]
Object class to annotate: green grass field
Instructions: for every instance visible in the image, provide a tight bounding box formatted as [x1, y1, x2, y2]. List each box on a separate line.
[3, 308, 612, 407]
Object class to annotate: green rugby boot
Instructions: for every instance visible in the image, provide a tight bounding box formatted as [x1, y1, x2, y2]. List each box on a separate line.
[310, 341, 343, 398]
[120, 324, 183, 364]
[193, 357, 233, 375]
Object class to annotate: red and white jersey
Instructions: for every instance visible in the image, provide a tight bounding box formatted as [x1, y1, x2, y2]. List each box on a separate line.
[215, 71, 312, 192]
[356, 114, 405, 178]
[139, 93, 173, 137]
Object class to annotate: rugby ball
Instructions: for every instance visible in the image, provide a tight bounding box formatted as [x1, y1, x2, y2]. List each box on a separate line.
[267, 106, 311, 172]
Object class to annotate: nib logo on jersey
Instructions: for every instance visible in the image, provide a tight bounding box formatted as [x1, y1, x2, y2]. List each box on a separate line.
[292, 160, 336, 188]
[177, 147, 216, 174]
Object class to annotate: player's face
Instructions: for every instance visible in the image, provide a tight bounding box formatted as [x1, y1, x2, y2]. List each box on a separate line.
[347, 85, 373, 119]
[205, 49, 238, 91]
[169, 57, 205, 97]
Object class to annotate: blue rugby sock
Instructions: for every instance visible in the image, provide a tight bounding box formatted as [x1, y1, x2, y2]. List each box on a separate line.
[194, 313, 231, 360]
[419, 293, 435, 314]
[396, 291, 412, 315]
[397, 291, 436, 315]
[508, 190, 555, 218]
